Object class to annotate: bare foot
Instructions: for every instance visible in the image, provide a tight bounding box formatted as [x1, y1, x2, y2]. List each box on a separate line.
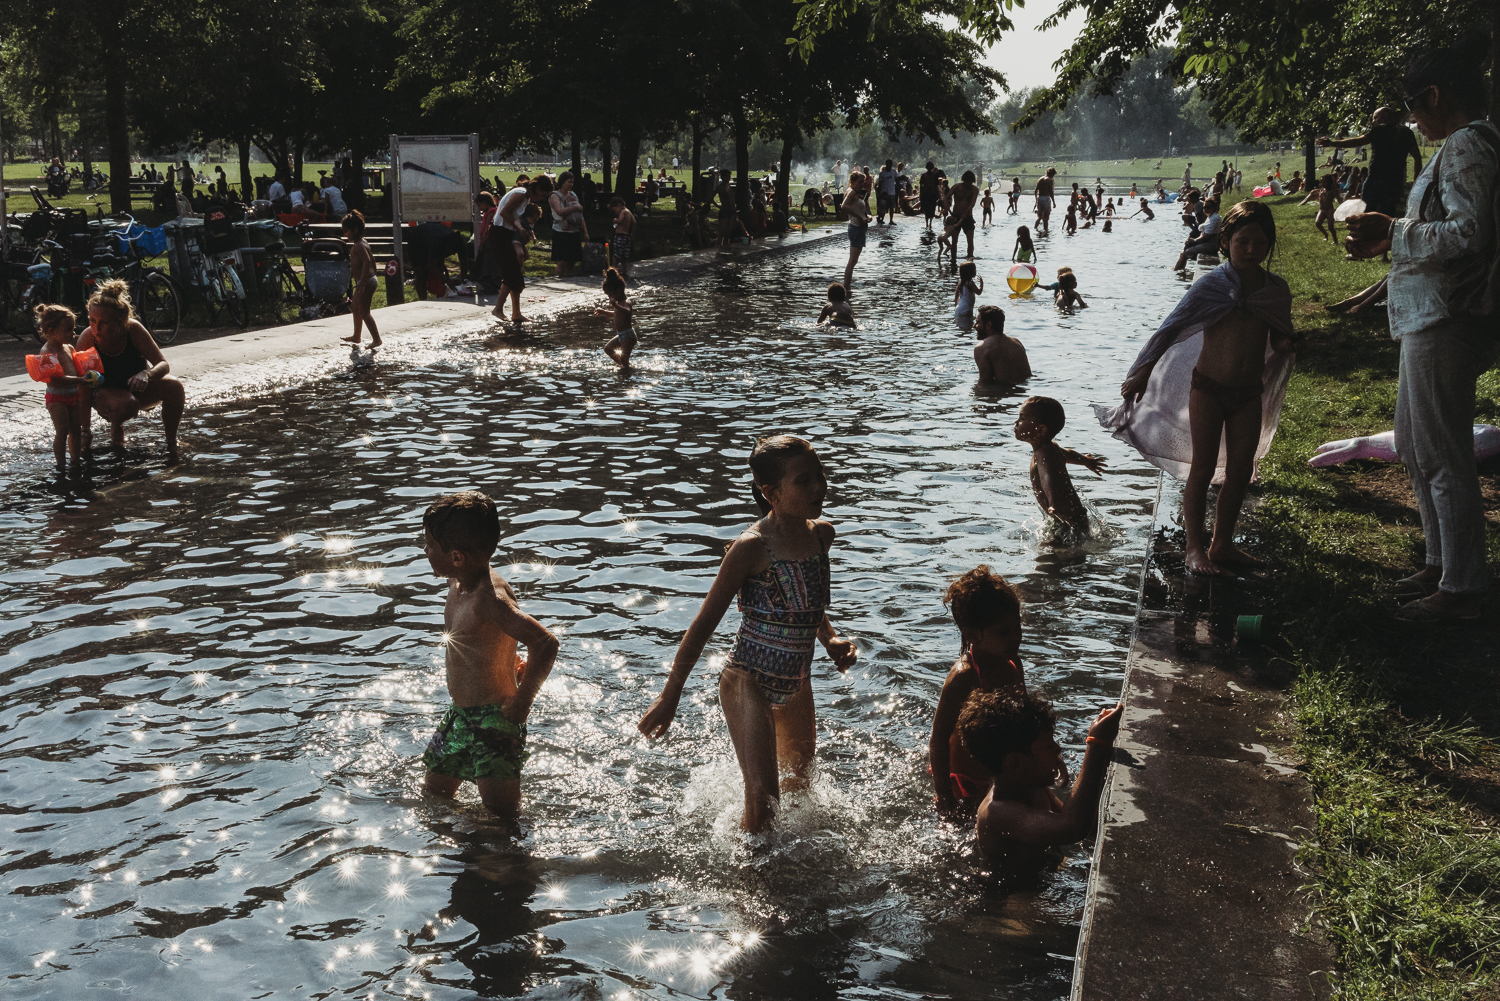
[490, 305, 507, 320]
[369, 336, 382, 349]
[339, 334, 361, 343]
[510, 313, 528, 325]
[1185, 548, 1221, 575]
[1208, 544, 1266, 568]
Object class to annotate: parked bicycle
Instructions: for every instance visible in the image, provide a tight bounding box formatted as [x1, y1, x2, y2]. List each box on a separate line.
[82, 215, 183, 344]
[261, 238, 314, 324]
[183, 229, 249, 329]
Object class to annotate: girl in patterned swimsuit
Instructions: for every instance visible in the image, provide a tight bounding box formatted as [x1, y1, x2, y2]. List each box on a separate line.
[638, 436, 859, 834]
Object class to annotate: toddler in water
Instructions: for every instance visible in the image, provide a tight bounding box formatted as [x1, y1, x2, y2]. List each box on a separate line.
[1114, 202, 1299, 574]
[817, 281, 856, 327]
[953, 261, 983, 325]
[928, 566, 1028, 814]
[34, 304, 88, 473]
[638, 436, 858, 834]
[1129, 197, 1155, 221]
[981, 188, 995, 227]
[1051, 267, 1088, 309]
[594, 267, 637, 367]
[1012, 226, 1036, 263]
[420, 492, 559, 823]
[1014, 396, 1106, 535]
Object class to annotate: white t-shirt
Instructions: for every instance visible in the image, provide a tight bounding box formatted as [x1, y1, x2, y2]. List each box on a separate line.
[1200, 212, 1222, 237]
[290, 189, 306, 210]
[323, 186, 347, 215]
[268, 180, 286, 201]
[496, 186, 531, 231]
[877, 168, 897, 196]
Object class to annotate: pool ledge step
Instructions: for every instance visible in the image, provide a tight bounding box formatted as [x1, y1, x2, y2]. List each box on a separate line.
[1071, 475, 1334, 1000]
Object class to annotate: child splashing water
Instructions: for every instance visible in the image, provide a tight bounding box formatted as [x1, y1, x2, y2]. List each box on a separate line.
[595, 267, 636, 367]
[638, 436, 859, 834]
[816, 282, 856, 327]
[1099, 202, 1299, 574]
[33, 304, 89, 474]
[1015, 396, 1106, 535]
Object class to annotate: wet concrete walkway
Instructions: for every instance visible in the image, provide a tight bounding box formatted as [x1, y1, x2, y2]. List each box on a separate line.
[0, 227, 838, 423]
[1072, 477, 1333, 1000]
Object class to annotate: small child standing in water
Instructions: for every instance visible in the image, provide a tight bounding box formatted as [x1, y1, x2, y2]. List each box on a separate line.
[594, 267, 637, 367]
[1014, 396, 1106, 534]
[1130, 198, 1156, 221]
[1012, 226, 1036, 263]
[1051, 267, 1088, 309]
[340, 210, 381, 350]
[421, 491, 559, 823]
[928, 566, 1028, 814]
[638, 436, 858, 834]
[816, 281, 856, 327]
[980, 188, 995, 228]
[32, 304, 89, 473]
[953, 260, 983, 325]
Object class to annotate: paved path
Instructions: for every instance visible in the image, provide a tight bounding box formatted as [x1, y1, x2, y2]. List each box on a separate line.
[1072, 477, 1332, 1000]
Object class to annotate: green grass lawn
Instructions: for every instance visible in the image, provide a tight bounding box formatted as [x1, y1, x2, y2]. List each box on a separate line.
[1249, 195, 1500, 999]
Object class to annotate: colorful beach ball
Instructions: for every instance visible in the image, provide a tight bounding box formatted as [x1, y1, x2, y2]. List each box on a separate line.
[1007, 263, 1039, 294]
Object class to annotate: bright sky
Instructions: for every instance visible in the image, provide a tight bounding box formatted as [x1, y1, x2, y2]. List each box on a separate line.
[981, 0, 1084, 93]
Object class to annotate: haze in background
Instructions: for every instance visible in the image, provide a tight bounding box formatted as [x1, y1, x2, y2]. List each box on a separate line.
[983, 1, 1084, 91]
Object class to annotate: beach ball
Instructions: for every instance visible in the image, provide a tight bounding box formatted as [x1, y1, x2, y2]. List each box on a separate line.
[84, 370, 103, 389]
[1007, 263, 1038, 294]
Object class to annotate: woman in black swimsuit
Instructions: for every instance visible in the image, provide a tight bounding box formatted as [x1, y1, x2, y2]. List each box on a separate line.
[75, 279, 185, 463]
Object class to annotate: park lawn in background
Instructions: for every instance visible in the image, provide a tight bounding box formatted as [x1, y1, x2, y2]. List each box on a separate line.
[1245, 196, 1500, 998]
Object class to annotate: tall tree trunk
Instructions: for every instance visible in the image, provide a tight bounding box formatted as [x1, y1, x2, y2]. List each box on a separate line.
[102, 46, 131, 213]
[237, 136, 253, 201]
[80, 133, 92, 189]
[50, 111, 62, 160]
[599, 132, 612, 197]
[691, 121, 704, 201]
[1303, 131, 1315, 184]
[571, 135, 582, 180]
[733, 109, 750, 214]
[777, 136, 793, 219]
[293, 142, 304, 182]
[616, 128, 641, 207]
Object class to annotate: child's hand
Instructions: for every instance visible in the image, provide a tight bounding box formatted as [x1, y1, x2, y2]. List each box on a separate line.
[824, 635, 858, 672]
[638, 687, 682, 739]
[1079, 453, 1107, 474]
[1088, 703, 1125, 744]
[1120, 369, 1151, 401]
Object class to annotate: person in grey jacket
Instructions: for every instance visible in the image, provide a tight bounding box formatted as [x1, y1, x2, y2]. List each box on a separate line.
[1345, 42, 1498, 623]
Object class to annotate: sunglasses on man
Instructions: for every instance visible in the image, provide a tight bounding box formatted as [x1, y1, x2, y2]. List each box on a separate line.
[1402, 85, 1435, 112]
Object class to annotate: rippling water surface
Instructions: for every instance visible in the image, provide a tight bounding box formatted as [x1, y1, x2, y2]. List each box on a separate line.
[2, 215, 1189, 999]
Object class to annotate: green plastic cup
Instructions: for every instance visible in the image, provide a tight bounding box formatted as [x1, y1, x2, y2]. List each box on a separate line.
[1236, 615, 1265, 642]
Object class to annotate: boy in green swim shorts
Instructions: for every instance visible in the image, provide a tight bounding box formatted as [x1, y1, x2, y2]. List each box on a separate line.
[421, 491, 559, 821]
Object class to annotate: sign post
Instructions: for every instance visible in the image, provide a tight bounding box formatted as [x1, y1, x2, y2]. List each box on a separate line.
[388, 134, 480, 305]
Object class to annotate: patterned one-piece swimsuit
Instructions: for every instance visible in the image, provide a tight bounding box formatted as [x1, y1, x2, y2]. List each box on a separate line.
[728, 535, 831, 705]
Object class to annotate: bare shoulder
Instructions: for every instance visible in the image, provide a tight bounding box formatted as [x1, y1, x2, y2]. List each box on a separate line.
[813, 519, 836, 548]
[723, 530, 772, 574]
[487, 567, 520, 606]
[943, 655, 978, 690]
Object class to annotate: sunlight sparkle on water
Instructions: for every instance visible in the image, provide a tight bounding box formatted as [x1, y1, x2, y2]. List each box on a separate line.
[386, 881, 408, 900]
[621, 519, 639, 534]
[337, 858, 360, 882]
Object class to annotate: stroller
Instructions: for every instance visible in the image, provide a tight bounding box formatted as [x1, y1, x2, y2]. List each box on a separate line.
[299, 237, 351, 319]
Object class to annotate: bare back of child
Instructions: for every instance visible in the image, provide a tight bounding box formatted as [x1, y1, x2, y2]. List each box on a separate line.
[420, 493, 559, 822]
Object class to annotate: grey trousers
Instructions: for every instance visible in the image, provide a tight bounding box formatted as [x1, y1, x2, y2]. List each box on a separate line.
[1394, 320, 1499, 594]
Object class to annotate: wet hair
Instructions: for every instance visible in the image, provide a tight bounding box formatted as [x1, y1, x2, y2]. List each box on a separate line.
[87, 278, 135, 323]
[1218, 200, 1277, 255]
[602, 267, 626, 299]
[748, 435, 819, 515]
[827, 282, 847, 302]
[958, 689, 1057, 773]
[976, 304, 1005, 335]
[34, 303, 76, 337]
[476, 191, 496, 208]
[1403, 41, 1488, 116]
[340, 209, 365, 237]
[1102, 219, 1113, 232]
[959, 261, 976, 281]
[423, 491, 500, 558]
[944, 565, 1021, 631]
[961, 170, 975, 185]
[1056, 268, 1077, 291]
[1021, 395, 1066, 434]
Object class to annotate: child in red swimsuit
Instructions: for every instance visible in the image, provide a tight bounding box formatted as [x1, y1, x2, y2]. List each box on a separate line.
[929, 566, 1028, 815]
[33, 304, 89, 474]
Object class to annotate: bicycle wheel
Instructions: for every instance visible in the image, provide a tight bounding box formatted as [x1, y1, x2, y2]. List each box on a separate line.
[219, 261, 249, 328]
[136, 271, 181, 344]
[277, 268, 307, 324]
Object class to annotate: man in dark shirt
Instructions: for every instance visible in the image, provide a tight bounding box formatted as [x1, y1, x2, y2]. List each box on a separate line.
[1318, 106, 1422, 216]
[919, 161, 944, 230]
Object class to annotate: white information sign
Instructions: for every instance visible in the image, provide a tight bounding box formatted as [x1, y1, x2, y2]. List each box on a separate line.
[388, 134, 481, 301]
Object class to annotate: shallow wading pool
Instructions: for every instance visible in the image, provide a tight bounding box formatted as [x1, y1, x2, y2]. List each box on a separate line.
[2, 213, 1190, 999]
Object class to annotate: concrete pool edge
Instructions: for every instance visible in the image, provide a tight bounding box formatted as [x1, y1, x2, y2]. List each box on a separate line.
[1070, 474, 1335, 1000]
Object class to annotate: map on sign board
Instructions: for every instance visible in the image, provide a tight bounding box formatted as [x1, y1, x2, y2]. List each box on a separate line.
[397, 141, 472, 222]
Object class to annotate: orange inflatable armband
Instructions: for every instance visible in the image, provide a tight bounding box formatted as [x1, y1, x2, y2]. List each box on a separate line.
[73, 347, 102, 375]
[25, 347, 101, 382]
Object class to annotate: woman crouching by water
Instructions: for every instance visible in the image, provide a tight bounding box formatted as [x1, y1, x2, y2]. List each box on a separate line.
[75, 279, 185, 463]
[637, 436, 859, 834]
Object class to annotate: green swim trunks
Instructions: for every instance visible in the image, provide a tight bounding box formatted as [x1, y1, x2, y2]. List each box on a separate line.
[421, 703, 528, 781]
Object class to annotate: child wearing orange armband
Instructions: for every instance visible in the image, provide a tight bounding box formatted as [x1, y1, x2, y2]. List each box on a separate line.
[28, 305, 95, 474]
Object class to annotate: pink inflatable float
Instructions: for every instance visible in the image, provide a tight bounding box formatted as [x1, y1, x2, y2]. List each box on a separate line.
[1252, 185, 1274, 197]
[1309, 425, 1500, 467]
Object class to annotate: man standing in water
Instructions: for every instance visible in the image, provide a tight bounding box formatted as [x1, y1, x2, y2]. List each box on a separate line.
[973, 306, 1031, 384]
[920, 161, 944, 231]
[1033, 168, 1056, 234]
[948, 170, 980, 262]
[877, 160, 899, 225]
